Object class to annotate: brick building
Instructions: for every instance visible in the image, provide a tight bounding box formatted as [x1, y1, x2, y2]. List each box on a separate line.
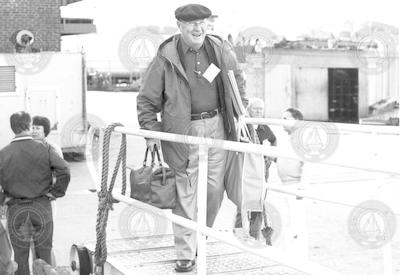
[0, 0, 95, 53]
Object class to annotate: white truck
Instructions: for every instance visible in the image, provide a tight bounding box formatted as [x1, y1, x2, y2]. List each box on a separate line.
[0, 52, 101, 155]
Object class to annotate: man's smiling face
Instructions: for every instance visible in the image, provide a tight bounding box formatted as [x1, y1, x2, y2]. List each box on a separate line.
[177, 19, 208, 50]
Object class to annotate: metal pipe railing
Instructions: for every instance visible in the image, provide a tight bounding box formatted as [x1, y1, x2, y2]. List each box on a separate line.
[244, 117, 400, 135]
[265, 183, 399, 217]
[111, 192, 342, 275]
[107, 125, 397, 275]
[113, 127, 400, 175]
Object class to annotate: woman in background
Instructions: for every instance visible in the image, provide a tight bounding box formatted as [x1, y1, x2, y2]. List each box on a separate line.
[275, 108, 309, 259]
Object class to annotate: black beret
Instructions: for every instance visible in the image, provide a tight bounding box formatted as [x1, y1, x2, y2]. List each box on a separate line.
[175, 4, 212, 22]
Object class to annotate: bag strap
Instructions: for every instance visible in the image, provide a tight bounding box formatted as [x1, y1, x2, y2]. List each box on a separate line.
[161, 167, 167, 186]
[153, 145, 163, 167]
[237, 117, 252, 143]
[154, 145, 168, 186]
[143, 147, 156, 167]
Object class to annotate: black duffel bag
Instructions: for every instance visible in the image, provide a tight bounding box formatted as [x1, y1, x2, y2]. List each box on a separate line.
[130, 145, 176, 209]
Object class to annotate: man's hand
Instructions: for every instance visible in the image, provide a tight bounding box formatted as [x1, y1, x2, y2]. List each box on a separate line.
[46, 193, 56, 201]
[266, 156, 277, 163]
[146, 138, 160, 152]
[4, 196, 11, 204]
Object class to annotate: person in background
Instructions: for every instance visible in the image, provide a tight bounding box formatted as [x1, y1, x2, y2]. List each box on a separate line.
[277, 108, 304, 184]
[0, 188, 18, 275]
[32, 115, 63, 266]
[0, 111, 70, 275]
[234, 98, 277, 243]
[252, 38, 262, 54]
[227, 33, 234, 47]
[234, 35, 247, 64]
[276, 107, 308, 258]
[32, 116, 63, 158]
[247, 98, 277, 181]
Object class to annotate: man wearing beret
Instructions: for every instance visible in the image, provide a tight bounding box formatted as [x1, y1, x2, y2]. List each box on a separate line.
[137, 4, 247, 272]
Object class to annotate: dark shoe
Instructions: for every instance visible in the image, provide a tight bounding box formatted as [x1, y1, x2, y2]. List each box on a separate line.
[261, 226, 274, 246]
[175, 259, 196, 273]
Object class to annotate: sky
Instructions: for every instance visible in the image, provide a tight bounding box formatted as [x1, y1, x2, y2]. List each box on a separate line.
[60, 0, 400, 71]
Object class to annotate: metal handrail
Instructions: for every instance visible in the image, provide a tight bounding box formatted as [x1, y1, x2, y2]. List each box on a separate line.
[244, 117, 400, 135]
[107, 125, 397, 275]
[113, 127, 400, 175]
[111, 192, 341, 275]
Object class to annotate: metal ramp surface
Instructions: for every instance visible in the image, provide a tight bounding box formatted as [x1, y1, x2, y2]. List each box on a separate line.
[86, 235, 308, 275]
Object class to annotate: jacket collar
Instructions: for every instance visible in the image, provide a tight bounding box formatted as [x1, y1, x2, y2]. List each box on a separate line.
[157, 34, 225, 82]
[158, 35, 188, 81]
[180, 38, 205, 54]
[11, 135, 33, 143]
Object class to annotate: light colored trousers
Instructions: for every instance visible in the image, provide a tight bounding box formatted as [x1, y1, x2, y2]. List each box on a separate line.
[172, 114, 227, 260]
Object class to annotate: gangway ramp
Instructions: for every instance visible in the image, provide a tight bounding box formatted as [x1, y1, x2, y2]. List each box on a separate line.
[85, 235, 309, 275]
[81, 123, 397, 275]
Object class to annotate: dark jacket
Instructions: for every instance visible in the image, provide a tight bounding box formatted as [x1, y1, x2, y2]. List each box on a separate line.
[0, 221, 14, 274]
[256, 125, 277, 145]
[0, 136, 70, 200]
[137, 34, 247, 171]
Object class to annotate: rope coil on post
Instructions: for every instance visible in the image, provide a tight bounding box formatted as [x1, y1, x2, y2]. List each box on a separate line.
[94, 123, 127, 274]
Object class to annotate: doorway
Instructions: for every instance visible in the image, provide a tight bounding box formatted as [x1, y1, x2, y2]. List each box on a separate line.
[328, 68, 359, 123]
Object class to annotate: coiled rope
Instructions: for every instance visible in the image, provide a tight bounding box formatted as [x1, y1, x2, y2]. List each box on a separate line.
[94, 123, 127, 274]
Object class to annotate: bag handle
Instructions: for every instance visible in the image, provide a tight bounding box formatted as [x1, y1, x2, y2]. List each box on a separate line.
[237, 118, 252, 143]
[153, 145, 168, 186]
[160, 167, 167, 186]
[153, 144, 163, 167]
[143, 147, 156, 167]
[143, 144, 164, 167]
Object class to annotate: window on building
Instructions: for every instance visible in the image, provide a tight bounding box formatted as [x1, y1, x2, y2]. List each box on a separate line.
[0, 66, 16, 93]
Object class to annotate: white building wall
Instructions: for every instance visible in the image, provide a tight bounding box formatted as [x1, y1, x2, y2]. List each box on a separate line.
[0, 52, 83, 149]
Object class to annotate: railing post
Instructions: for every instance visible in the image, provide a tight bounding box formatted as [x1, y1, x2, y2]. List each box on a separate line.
[110, 125, 398, 275]
[85, 126, 102, 192]
[197, 144, 208, 275]
[294, 181, 309, 261]
[372, 130, 393, 275]
[94, 128, 104, 191]
[383, 243, 393, 275]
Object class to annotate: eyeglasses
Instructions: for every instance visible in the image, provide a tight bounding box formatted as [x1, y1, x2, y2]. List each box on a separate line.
[180, 20, 208, 28]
